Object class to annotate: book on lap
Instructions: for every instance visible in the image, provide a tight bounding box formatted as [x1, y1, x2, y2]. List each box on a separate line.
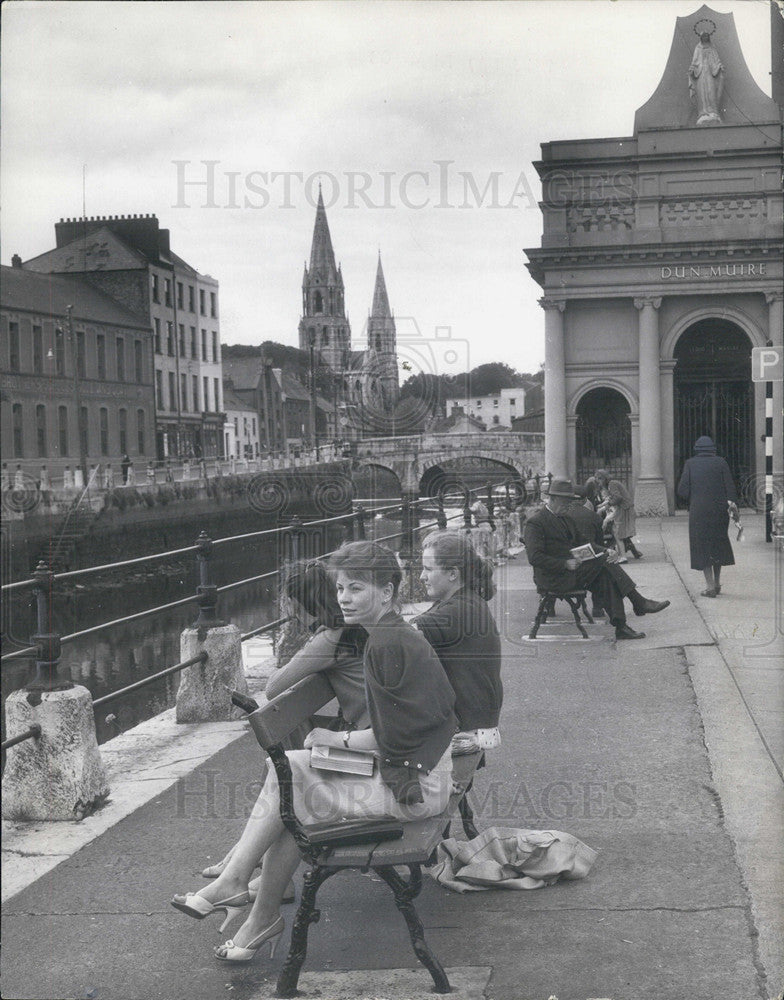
[570, 543, 601, 563]
[310, 745, 376, 776]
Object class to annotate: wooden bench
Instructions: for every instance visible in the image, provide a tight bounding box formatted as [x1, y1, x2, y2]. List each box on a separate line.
[529, 589, 594, 639]
[246, 672, 482, 997]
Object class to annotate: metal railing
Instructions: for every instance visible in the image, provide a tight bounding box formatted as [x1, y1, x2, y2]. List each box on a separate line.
[1, 479, 521, 751]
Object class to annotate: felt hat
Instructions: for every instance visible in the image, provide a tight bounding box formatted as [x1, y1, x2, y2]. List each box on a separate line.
[546, 477, 576, 497]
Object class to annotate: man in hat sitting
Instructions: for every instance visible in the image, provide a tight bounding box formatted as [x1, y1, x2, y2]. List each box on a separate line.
[523, 478, 669, 640]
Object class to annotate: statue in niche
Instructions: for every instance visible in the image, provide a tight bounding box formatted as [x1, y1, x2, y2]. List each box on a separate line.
[688, 19, 724, 125]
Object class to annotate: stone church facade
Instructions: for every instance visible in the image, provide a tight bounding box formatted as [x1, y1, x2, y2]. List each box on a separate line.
[526, 5, 783, 514]
[298, 191, 399, 437]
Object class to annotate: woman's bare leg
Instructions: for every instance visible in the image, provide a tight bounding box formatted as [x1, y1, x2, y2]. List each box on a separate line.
[227, 833, 302, 948]
[702, 567, 715, 593]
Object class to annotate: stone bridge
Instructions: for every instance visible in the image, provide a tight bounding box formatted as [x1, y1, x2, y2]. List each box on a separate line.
[351, 431, 545, 493]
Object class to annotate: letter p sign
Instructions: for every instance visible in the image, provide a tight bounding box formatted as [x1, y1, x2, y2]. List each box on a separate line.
[751, 346, 783, 382]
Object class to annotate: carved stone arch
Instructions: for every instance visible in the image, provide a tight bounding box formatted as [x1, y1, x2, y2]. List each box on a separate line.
[661, 303, 766, 360]
[568, 379, 638, 418]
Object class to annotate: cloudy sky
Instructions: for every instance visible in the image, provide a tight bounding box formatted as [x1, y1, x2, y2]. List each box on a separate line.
[1, 1, 773, 378]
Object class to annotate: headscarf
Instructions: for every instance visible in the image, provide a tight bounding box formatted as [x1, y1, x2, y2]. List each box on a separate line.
[694, 436, 716, 455]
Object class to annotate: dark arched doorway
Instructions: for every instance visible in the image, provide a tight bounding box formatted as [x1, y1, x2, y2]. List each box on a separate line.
[673, 319, 753, 504]
[576, 388, 632, 486]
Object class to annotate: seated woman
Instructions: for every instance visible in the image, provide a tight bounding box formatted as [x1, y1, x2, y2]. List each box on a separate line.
[172, 541, 457, 963]
[416, 531, 502, 752]
[199, 559, 370, 883]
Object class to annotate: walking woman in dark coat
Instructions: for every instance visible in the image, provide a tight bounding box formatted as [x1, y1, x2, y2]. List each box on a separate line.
[677, 436, 739, 597]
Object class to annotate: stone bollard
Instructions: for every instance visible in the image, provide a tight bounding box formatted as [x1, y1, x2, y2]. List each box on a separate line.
[2, 687, 109, 821]
[2, 562, 108, 821]
[175, 624, 248, 723]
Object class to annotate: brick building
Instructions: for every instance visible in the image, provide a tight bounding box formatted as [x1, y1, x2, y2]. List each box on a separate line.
[0, 264, 156, 484]
[22, 214, 225, 460]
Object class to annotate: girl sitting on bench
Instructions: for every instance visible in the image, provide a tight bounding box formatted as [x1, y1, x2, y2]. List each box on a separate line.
[172, 542, 457, 963]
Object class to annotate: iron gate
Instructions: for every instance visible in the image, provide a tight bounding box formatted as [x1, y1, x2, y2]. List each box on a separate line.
[576, 413, 632, 488]
[673, 379, 753, 506]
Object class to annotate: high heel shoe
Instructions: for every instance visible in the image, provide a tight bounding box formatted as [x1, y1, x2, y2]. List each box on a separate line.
[171, 890, 250, 933]
[214, 915, 285, 963]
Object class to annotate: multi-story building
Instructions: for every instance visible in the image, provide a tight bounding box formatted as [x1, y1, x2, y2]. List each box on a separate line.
[22, 214, 224, 460]
[0, 262, 156, 483]
[222, 386, 261, 461]
[446, 387, 525, 429]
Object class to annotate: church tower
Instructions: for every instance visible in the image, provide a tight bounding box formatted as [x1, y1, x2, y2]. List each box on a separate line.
[298, 189, 351, 371]
[365, 254, 399, 408]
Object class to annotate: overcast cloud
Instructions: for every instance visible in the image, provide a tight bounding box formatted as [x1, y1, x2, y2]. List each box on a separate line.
[1, 1, 773, 376]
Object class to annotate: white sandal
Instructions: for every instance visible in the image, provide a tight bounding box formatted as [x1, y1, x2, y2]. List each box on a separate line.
[214, 915, 285, 963]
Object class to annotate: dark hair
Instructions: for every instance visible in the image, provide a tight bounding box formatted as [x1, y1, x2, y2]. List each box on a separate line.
[422, 530, 496, 601]
[283, 559, 367, 658]
[283, 559, 343, 629]
[329, 541, 402, 598]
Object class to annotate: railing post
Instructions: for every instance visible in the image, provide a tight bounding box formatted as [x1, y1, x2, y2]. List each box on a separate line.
[353, 504, 366, 541]
[2, 561, 109, 821]
[289, 516, 303, 564]
[436, 491, 447, 530]
[400, 495, 413, 560]
[176, 532, 247, 724]
[486, 482, 496, 532]
[463, 488, 472, 531]
[193, 532, 225, 630]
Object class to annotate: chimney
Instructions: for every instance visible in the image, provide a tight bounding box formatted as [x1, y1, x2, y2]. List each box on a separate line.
[11, 254, 22, 268]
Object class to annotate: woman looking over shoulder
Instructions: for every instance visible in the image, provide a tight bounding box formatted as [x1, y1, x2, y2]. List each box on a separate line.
[415, 531, 502, 750]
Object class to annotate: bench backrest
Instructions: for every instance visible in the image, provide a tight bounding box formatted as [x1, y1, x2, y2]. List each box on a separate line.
[247, 673, 334, 749]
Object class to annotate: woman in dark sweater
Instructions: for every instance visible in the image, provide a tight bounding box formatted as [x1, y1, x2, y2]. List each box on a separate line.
[415, 531, 502, 748]
[677, 435, 739, 597]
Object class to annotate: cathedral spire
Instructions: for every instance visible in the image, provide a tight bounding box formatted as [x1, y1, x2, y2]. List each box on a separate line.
[309, 186, 337, 275]
[371, 253, 392, 318]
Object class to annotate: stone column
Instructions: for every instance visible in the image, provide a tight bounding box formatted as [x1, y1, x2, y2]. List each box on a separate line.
[176, 624, 248, 723]
[633, 297, 669, 515]
[541, 297, 567, 478]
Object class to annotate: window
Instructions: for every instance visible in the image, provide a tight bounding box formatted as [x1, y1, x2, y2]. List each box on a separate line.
[116, 337, 125, 381]
[188, 285, 195, 312]
[134, 340, 143, 383]
[118, 408, 127, 454]
[492, 415, 500, 425]
[203, 376, 210, 411]
[199, 289, 205, 315]
[36, 405, 47, 457]
[181, 374, 188, 412]
[97, 334, 106, 379]
[252, 417, 256, 436]
[76, 331, 86, 377]
[13, 403, 23, 456]
[177, 282, 184, 309]
[192, 374, 199, 411]
[168, 372, 176, 412]
[58, 405, 69, 455]
[166, 322, 174, 357]
[322, 327, 329, 347]
[234, 417, 238, 433]
[154, 318, 161, 354]
[151, 273, 159, 303]
[201, 329, 207, 361]
[9, 322, 20, 370]
[79, 406, 89, 457]
[100, 407, 109, 454]
[178, 324, 185, 357]
[155, 370, 163, 409]
[313, 291, 323, 313]
[137, 410, 145, 454]
[213, 378, 220, 412]
[190, 326, 197, 358]
[164, 278, 172, 307]
[509, 398, 516, 406]
[210, 292, 216, 318]
[211, 331, 218, 362]
[33, 325, 43, 373]
[55, 327, 65, 374]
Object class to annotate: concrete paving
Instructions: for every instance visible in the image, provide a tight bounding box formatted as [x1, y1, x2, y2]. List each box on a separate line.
[1, 514, 782, 1000]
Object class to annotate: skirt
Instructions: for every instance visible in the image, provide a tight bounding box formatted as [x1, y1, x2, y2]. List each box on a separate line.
[284, 747, 453, 825]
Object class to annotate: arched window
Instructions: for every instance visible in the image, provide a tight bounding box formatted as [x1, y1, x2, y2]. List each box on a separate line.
[36, 405, 47, 457]
[322, 326, 329, 346]
[313, 291, 323, 313]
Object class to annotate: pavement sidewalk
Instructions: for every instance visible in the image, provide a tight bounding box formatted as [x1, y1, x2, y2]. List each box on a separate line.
[1, 514, 782, 1000]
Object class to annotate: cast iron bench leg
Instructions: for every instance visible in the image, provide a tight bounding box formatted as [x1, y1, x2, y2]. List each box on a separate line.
[374, 864, 452, 994]
[566, 597, 589, 639]
[458, 785, 479, 840]
[275, 864, 336, 998]
[529, 595, 550, 639]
